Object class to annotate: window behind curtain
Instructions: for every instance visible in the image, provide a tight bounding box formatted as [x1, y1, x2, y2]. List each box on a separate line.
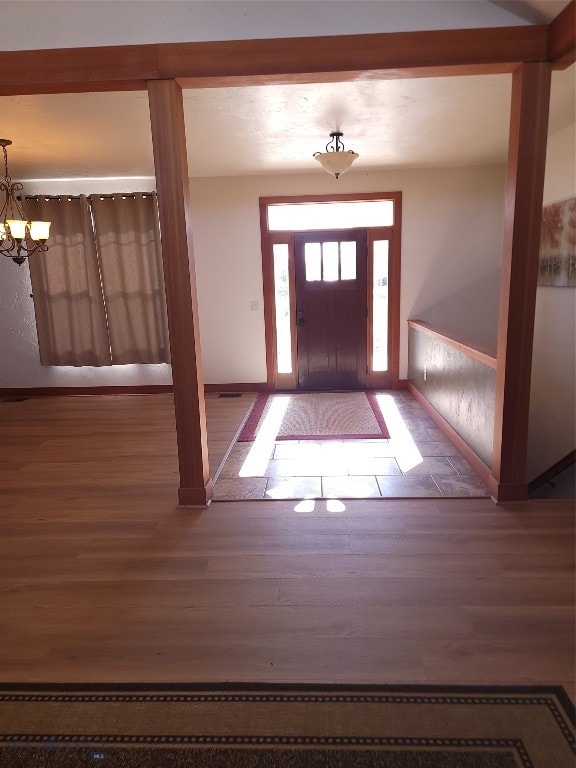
[26, 192, 170, 367]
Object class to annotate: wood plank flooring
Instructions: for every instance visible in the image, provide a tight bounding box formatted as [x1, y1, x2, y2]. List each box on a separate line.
[0, 393, 574, 701]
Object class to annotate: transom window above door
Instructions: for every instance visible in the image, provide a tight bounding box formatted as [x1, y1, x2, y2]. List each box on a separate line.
[267, 200, 394, 231]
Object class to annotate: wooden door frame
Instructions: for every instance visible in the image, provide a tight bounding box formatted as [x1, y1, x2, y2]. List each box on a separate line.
[260, 192, 402, 391]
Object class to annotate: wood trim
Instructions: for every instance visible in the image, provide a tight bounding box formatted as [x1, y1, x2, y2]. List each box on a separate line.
[366, 231, 377, 387]
[165, 26, 549, 81]
[493, 63, 552, 495]
[178, 479, 214, 507]
[549, 0, 576, 67]
[0, 384, 269, 397]
[388, 198, 402, 390]
[260, 192, 403, 208]
[286, 236, 298, 390]
[148, 79, 211, 506]
[260, 194, 402, 391]
[260, 200, 276, 390]
[204, 383, 270, 393]
[0, 385, 174, 398]
[408, 320, 497, 369]
[486, 477, 528, 502]
[406, 381, 493, 489]
[0, 26, 550, 96]
[528, 449, 576, 494]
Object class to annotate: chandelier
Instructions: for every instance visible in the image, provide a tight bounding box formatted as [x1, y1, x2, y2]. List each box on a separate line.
[313, 132, 359, 179]
[0, 139, 51, 265]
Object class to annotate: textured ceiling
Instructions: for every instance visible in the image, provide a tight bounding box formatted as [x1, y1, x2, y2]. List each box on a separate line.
[0, 0, 573, 181]
[2, 65, 573, 181]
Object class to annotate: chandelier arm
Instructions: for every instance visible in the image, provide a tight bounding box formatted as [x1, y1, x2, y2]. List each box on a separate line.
[0, 139, 51, 264]
[0, 237, 49, 263]
[2, 144, 9, 181]
[0, 181, 9, 221]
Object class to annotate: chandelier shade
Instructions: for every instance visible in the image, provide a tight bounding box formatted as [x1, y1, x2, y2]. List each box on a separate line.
[0, 139, 51, 265]
[314, 132, 359, 179]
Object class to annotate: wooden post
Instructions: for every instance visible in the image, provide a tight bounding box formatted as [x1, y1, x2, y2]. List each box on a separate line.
[491, 62, 552, 502]
[147, 79, 212, 506]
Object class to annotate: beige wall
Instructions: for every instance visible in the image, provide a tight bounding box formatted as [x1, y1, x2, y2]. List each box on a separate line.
[190, 164, 505, 383]
[1, 164, 505, 387]
[528, 121, 576, 480]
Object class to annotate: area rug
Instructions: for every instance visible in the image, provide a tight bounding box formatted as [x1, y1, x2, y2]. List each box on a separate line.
[238, 391, 390, 442]
[1, 683, 574, 767]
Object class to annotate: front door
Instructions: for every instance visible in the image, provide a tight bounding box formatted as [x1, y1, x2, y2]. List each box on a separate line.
[294, 230, 367, 390]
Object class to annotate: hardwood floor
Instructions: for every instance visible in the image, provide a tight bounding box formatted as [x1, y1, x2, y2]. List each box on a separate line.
[0, 393, 574, 701]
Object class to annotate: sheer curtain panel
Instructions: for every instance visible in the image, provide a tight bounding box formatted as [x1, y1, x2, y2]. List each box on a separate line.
[90, 194, 170, 365]
[27, 196, 112, 366]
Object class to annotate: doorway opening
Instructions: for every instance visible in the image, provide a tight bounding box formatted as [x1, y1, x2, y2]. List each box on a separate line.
[260, 193, 402, 390]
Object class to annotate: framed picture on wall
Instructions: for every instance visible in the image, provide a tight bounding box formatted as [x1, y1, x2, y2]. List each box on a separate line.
[538, 196, 576, 287]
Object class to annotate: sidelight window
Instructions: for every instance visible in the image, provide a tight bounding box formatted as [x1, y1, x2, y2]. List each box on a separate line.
[372, 239, 389, 371]
[273, 243, 292, 374]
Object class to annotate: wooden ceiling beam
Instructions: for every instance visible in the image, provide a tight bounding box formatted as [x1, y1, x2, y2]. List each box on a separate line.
[549, 0, 576, 67]
[0, 25, 549, 96]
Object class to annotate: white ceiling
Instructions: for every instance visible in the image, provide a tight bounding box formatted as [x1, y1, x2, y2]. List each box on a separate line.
[1, 0, 573, 182]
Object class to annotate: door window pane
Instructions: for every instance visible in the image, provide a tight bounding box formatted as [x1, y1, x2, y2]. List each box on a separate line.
[273, 243, 292, 374]
[373, 240, 389, 371]
[304, 243, 321, 281]
[322, 241, 339, 282]
[340, 241, 357, 280]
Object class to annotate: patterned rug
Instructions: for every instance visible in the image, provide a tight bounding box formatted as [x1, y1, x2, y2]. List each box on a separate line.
[1, 683, 574, 767]
[238, 391, 390, 442]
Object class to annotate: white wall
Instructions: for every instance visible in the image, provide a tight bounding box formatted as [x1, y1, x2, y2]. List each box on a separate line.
[528, 121, 576, 481]
[0, 1, 529, 51]
[190, 165, 505, 383]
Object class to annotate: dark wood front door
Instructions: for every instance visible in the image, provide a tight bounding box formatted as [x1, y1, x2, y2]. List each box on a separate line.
[295, 230, 367, 390]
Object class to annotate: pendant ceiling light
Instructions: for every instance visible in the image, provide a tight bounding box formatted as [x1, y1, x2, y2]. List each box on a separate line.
[0, 139, 51, 265]
[313, 131, 359, 179]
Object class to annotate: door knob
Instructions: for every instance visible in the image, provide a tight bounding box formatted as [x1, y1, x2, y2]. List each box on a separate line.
[297, 314, 306, 326]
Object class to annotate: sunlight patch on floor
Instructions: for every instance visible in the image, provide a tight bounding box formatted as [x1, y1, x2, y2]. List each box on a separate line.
[239, 395, 291, 477]
[293, 499, 347, 513]
[375, 393, 423, 473]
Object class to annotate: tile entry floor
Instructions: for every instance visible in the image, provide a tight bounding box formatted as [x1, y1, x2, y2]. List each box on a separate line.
[213, 390, 490, 501]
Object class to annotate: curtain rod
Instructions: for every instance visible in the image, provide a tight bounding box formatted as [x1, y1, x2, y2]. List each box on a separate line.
[23, 192, 156, 202]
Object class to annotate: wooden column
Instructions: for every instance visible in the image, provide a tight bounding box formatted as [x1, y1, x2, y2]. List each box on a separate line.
[491, 62, 551, 502]
[147, 79, 212, 506]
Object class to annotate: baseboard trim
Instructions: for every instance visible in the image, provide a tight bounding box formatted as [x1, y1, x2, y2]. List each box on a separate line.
[204, 383, 269, 393]
[178, 479, 214, 507]
[0, 383, 269, 398]
[528, 449, 576, 494]
[487, 477, 529, 503]
[0, 385, 175, 397]
[406, 380, 492, 489]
